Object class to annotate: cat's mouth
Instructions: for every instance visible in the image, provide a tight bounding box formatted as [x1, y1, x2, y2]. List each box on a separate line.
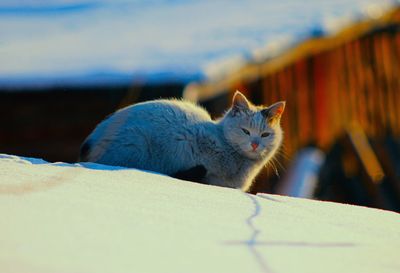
[245, 149, 262, 160]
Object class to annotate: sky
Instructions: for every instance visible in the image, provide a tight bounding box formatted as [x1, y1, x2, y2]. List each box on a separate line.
[0, 0, 397, 87]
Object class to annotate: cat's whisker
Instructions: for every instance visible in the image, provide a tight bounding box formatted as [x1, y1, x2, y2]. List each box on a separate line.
[279, 151, 291, 161]
[272, 156, 286, 172]
[272, 161, 280, 178]
[269, 158, 281, 178]
[277, 144, 292, 161]
[264, 159, 276, 176]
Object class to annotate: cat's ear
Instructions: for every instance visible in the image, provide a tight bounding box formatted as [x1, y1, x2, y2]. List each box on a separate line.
[232, 91, 250, 112]
[261, 101, 285, 125]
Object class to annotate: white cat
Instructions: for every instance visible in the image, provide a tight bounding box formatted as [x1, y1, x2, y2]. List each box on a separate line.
[80, 91, 285, 191]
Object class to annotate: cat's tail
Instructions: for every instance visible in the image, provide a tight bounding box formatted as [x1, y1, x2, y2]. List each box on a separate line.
[78, 139, 92, 162]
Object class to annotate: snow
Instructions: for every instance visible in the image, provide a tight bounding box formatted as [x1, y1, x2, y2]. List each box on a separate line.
[0, 0, 398, 87]
[1, 153, 400, 273]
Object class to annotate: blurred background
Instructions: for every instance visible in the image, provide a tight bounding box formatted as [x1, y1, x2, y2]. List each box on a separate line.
[1, 0, 400, 212]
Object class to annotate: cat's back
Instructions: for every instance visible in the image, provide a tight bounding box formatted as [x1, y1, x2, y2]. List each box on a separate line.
[133, 99, 211, 124]
[80, 99, 212, 168]
[87, 99, 211, 139]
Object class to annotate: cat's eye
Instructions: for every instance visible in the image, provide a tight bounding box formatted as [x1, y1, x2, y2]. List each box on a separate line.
[261, 132, 271, 138]
[241, 128, 250, 135]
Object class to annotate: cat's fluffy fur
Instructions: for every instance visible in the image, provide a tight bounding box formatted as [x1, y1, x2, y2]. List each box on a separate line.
[80, 91, 285, 191]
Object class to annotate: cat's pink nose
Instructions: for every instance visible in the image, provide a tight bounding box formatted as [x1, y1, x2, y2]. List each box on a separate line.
[251, 142, 259, 151]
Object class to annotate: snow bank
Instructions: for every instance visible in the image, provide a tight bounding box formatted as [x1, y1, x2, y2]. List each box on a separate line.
[0, 154, 399, 273]
[0, 0, 398, 87]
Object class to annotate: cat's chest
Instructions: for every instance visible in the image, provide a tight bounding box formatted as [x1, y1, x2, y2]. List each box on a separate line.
[204, 160, 254, 188]
[196, 135, 252, 174]
[196, 133, 228, 159]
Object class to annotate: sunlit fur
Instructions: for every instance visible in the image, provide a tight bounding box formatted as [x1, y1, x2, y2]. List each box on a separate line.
[80, 91, 284, 191]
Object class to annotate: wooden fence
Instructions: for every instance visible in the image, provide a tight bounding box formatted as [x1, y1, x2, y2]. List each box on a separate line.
[195, 8, 400, 158]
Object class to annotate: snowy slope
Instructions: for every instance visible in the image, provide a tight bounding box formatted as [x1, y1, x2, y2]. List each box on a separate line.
[0, 0, 398, 87]
[1, 153, 400, 273]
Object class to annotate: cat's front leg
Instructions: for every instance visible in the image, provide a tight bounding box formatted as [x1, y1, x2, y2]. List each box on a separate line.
[171, 165, 208, 184]
[204, 173, 245, 189]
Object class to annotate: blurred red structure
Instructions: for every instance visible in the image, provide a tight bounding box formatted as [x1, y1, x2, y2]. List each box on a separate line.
[195, 8, 400, 155]
[193, 7, 400, 210]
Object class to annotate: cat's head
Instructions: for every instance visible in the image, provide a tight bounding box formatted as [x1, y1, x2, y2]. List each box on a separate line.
[221, 91, 285, 160]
